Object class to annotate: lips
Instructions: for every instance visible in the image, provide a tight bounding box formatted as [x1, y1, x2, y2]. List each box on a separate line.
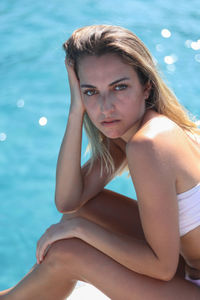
[101, 119, 120, 126]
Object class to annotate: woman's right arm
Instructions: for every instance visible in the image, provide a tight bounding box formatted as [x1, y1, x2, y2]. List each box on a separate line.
[55, 61, 126, 212]
[55, 106, 85, 212]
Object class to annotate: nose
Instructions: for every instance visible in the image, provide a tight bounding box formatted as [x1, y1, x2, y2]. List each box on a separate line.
[99, 93, 114, 114]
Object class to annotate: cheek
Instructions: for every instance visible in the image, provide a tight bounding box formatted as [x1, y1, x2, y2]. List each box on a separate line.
[119, 96, 145, 118]
[83, 102, 99, 124]
[83, 98, 99, 114]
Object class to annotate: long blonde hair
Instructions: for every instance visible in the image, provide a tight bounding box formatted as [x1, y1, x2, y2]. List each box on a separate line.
[63, 25, 200, 175]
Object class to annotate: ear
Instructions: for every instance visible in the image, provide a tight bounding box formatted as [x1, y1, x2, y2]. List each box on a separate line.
[144, 80, 152, 100]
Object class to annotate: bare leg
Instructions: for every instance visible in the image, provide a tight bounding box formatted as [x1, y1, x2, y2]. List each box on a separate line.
[0, 257, 77, 300]
[2, 237, 199, 300]
[60, 189, 185, 277]
[50, 238, 200, 300]
[1, 189, 199, 299]
[60, 189, 145, 238]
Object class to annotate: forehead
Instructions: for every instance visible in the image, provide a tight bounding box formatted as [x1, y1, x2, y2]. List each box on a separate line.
[78, 54, 137, 84]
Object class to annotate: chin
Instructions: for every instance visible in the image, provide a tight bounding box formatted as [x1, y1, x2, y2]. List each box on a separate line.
[103, 132, 122, 139]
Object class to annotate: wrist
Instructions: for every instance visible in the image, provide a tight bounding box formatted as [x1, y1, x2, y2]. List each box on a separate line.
[67, 108, 85, 127]
[60, 217, 85, 239]
[71, 217, 87, 239]
[69, 105, 85, 117]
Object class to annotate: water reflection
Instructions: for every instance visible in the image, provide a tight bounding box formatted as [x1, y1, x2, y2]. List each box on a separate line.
[16, 99, 25, 108]
[185, 39, 200, 50]
[161, 29, 171, 38]
[164, 54, 178, 65]
[166, 64, 176, 73]
[0, 133, 7, 142]
[185, 40, 193, 48]
[156, 44, 164, 52]
[195, 54, 200, 63]
[39, 117, 47, 126]
[191, 41, 200, 50]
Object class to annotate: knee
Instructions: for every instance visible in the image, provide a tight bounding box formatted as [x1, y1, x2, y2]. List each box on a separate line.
[44, 238, 84, 269]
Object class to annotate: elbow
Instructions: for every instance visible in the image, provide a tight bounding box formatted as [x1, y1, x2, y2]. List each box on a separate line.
[157, 264, 177, 282]
[56, 205, 78, 214]
[158, 272, 175, 282]
[56, 202, 80, 214]
[55, 196, 80, 214]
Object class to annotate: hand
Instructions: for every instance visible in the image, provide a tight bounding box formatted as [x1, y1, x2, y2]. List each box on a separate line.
[36, 218, 79, 264]
[65, 58, 85, 114]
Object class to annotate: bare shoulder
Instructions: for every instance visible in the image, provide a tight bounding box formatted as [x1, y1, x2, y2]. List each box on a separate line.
[125, 114, 180, 205]
[126, 111, 200, 192]
[126, 111, 183, 155]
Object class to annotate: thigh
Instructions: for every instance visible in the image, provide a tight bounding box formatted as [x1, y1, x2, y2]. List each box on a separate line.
[61, 189, 145, 239]
[61, 188, 185, 277]
[49, 238, 200, 300]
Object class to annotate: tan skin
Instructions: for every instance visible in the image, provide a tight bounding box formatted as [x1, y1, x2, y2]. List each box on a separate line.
[77, 54, 200, 276]
[1, 53, 200, 299]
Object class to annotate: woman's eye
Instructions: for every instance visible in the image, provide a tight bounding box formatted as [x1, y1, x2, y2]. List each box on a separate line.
[114, 84, 128, 91]
[83, 89, 97, 96]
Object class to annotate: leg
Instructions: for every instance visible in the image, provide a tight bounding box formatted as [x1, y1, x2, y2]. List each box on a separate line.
[61, 189, 145, 238]
[3, 237, 199, 300]
[1, 189, 196, 299]
[46, 238, 200, 300]
[0, 256, 77, 300]
[61, 189, 185, 277]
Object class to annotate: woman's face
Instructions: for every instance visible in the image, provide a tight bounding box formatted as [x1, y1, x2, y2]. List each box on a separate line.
[78, 54, 151, 142]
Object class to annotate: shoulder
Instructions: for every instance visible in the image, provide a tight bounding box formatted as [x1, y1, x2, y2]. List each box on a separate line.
[126, 112, 184, 173]
[127, 112, 183, 154]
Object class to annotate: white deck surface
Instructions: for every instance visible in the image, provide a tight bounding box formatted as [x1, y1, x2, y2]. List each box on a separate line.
[68, 282, 110, 299]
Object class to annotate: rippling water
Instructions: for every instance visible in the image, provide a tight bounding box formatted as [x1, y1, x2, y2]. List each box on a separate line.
[0, 0, 200, 290]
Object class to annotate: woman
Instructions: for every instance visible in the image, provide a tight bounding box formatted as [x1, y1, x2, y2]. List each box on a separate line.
[1, 24, 200, 299]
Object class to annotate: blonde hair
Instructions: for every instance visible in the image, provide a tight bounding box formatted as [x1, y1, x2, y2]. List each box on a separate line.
[63, 25, 200, 175]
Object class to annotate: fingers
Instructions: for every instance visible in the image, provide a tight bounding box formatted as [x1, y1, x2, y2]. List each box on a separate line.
[65, 58, 79, 87]
[65, 57, 73, 70]
[36, 235, 49, 264]
[64, 58, 85, 113]
[36, 227, 53, 264]
[36, 223, 62, 264]
[36, 220, 76, 264]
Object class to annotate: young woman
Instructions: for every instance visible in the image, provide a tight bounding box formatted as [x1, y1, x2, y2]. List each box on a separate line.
[1, 24, 200, 299]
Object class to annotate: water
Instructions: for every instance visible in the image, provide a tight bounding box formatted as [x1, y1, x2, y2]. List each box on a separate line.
[0, 0, 200, 290]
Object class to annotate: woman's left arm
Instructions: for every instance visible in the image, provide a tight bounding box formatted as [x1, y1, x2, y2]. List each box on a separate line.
[37, 135, 180, 281]
[125, 135, 180, 279]
[74, 135, 180, 281]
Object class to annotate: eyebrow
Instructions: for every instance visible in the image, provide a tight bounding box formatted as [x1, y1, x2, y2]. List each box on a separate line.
[80, 77, 130, 88]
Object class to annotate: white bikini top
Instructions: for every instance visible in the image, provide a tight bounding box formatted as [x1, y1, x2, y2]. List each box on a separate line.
[177, 183, 200, 237]
[177, 130, 200, 236]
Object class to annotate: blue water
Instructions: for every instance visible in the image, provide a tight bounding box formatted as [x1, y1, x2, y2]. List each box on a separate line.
[0, 0, 200, 290]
